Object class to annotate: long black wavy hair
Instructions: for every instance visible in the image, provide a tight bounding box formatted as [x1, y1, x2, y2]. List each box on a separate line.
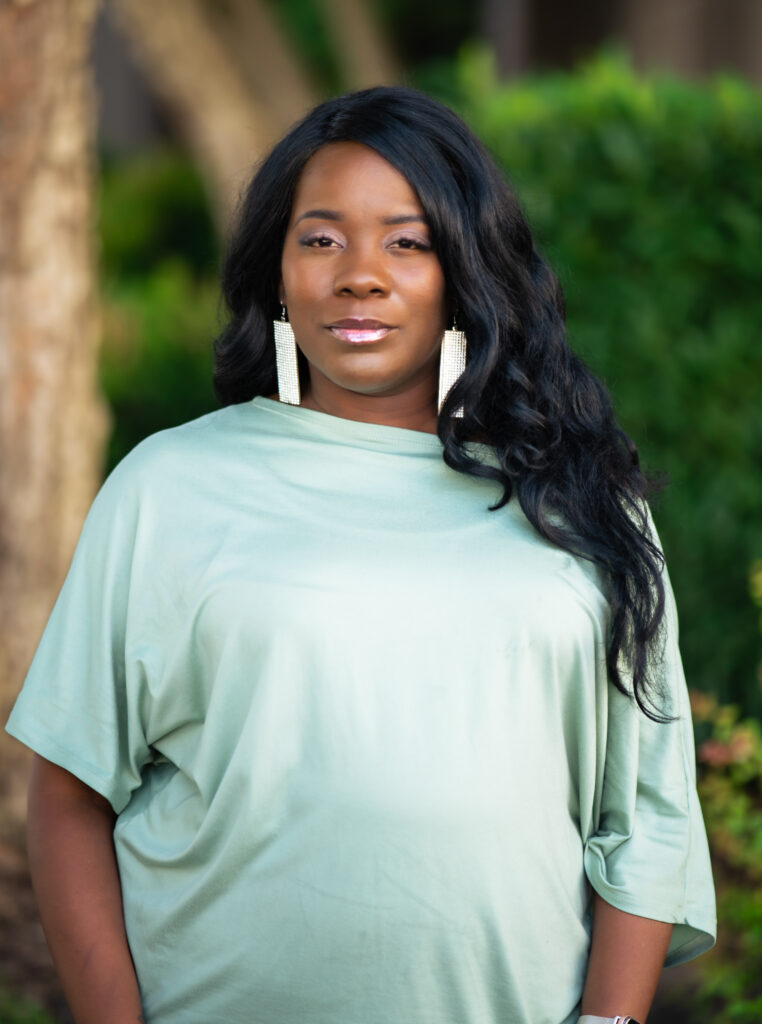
[215, 86, 669, 720]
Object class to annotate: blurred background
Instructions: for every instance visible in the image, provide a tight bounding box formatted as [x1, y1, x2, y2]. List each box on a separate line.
[0, 0, 761, 1020]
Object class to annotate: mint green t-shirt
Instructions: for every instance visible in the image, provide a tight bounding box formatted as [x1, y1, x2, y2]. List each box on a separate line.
[7, 397, 715, 1024]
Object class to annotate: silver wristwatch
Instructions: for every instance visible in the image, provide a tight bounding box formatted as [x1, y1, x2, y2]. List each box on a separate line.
[578, 1015, 642, 1024]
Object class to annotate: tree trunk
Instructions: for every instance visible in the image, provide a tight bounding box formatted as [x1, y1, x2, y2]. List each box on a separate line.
[618, 0, 707, 76]
[215, 0, 317, 129]
[482, 0, 531, 78]
[740, 0, 762, 82]
[112, 0, 286, 229]
[0, 0, 108, 842]
[315, 0, 400, 89]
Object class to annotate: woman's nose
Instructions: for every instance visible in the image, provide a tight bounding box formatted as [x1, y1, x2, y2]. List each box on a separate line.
[333, 245, 390, 297]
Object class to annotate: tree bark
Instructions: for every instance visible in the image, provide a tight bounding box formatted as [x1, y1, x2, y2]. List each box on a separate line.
[0, 0, 108, 841]
[315, 0, 400, 89]
[216, 0, 317, 129]
[112, 0, 286, 229]
[618, 0, 707, 77]
[740, 0, 762, 82]
[482, 0, 531, 78]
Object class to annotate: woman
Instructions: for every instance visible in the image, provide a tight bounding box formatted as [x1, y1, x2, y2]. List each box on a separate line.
[7, 87, 715, 1024]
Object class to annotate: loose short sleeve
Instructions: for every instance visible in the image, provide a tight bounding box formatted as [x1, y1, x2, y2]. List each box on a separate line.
[583, 551, 717, 965]
[6, 456, 152, 813]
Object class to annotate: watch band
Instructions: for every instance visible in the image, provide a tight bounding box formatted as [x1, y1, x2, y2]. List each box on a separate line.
[578, 1016, 641, 1024]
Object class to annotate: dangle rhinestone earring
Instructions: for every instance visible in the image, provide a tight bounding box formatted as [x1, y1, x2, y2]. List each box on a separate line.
[437, 315, 467, 417]
[273, 305, 300, 406]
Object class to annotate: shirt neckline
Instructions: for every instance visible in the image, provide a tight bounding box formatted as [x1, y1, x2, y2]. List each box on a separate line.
[250, 396, 446, 454]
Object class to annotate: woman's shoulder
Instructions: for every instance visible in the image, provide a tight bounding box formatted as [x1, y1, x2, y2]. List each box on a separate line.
[86, 406, 251, 533]
[131, 404, 243, 456]
[110, 404, 248, 485]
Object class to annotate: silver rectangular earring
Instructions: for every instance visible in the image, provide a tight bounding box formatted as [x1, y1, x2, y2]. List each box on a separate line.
[438, 316, 466, 417]
[273, 306, 301, 406]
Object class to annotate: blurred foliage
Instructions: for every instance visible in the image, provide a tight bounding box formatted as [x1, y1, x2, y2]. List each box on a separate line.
[0, 981, 54, 1024]
[377, 0, 477, 70]
[99, 150, 217, 278]
[656, 565, 762, 1019]
[267, 0, 478, 95]
[268, 0, 341, 94]
[687, 641, 762, 1014]
[98, 151, 219, 471]
[445, 49, 762, 715]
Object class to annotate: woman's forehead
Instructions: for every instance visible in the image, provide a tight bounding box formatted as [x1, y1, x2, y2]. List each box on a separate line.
[290, 142, 423, 219]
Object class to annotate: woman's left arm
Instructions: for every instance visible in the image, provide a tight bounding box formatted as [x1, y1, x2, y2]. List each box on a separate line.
[580, 892, 673, 1022]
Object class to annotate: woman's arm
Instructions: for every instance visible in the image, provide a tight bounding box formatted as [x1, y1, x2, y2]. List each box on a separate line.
[27, 755, 145, 1024]
[580, 893, 673, 1022]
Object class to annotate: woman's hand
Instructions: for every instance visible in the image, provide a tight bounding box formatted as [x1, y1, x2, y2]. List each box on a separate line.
[580, 892, 673, 1022]
[27, 755, 145, 1024]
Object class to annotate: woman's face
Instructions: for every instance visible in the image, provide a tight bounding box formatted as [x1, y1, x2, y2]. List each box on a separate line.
[280, 141, 448, 429]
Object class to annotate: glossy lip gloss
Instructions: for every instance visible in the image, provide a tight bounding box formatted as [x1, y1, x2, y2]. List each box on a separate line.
[327, 319, 396, 344]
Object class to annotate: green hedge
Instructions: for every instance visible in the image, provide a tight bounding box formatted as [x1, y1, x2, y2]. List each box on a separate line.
[451, 51, 762, 714]
[683, 562, 762, 1019]
[98, 152, 219, 471]
[97, 54, 762, 715]
[0, 981, 54, 1024]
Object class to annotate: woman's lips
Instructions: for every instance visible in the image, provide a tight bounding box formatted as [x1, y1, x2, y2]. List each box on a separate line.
[327, 320, 396, 344]
[329, 326, 395, 343]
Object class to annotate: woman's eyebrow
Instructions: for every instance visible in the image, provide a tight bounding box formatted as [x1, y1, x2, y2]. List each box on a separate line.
[294, 208, 342, 224]
[381, 214, 428, 225]
[293, 210, 427, 226]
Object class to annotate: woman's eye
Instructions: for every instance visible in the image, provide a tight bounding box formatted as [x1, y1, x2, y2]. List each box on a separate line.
[301, 234, 340, 248]
[390, 236, 430, 251]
